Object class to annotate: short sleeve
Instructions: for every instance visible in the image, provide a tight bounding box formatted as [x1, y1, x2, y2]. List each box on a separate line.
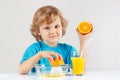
[20, 43, 40, 64]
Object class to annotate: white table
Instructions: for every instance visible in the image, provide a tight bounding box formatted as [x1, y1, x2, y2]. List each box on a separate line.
[0, 71, 120, 80]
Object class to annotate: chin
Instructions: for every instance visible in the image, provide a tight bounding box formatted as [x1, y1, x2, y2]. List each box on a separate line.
[49, 40, 59, 43]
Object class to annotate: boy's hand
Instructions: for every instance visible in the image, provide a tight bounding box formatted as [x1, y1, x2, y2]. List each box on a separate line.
[39, 51, 63, 62]
[76, 28, 93, 41]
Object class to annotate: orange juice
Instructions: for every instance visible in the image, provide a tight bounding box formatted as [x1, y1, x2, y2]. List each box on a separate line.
[71, 57, 85, 75]
[77, 21, 92, 34]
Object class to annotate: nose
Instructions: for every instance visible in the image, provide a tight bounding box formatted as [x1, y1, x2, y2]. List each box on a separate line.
[49, 28, 56, 34]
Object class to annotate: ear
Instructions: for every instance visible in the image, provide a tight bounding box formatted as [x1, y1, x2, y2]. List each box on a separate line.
[38, 29, 40, 36]
[38, 33, 40, 36]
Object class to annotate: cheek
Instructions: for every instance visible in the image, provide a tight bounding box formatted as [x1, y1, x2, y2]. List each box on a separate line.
[40, 31, 47, 37]
[59, 30, 63, 36]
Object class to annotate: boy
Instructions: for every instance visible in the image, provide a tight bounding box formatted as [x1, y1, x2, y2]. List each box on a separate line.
[18, 5, 92, 74]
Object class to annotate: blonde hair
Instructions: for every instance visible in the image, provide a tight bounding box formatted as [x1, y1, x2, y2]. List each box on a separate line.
[30, 5, 68, 41]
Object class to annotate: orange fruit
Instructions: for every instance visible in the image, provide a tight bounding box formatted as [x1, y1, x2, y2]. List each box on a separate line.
[78, 21, 92, 34]
[50, 58, 64, 66]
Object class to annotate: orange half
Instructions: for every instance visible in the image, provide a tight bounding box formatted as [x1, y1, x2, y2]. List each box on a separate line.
[50, 58, 64, 66]
[78, 21, 92, 34]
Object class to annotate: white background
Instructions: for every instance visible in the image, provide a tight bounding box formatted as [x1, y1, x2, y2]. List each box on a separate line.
[0, 0, 120, 73]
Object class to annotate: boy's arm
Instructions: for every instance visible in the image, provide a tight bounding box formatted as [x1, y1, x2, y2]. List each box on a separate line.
[76, 29, 93, 57]
[18, 52, 42, 75]
[18, 51, 63, 75]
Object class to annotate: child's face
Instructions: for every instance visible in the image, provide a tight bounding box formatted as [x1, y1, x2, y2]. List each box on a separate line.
[39, 16, 62, 46]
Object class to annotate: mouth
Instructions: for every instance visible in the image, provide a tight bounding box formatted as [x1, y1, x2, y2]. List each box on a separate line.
[49, 36, 58, 38]
[49, 35, 58, 38]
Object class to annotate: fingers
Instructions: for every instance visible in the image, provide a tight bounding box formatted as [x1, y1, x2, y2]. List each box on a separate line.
[50, 52, 63, 60]
[76, 28, 84, 36]
[76, 27, 93, 39]
[47, 52, 62, 62]
[39, 51, 63, 62]
[47, 55, 54, 62]
[58, 54, 63, 60]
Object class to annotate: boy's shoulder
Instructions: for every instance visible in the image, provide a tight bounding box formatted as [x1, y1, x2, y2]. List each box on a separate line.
[29, 41, 40, 46]
[26, 41, 40, 49]
[58, 42, 77, 52]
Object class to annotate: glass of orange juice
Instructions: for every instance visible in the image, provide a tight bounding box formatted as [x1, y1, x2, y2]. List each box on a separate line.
[71, 57, 85, 75]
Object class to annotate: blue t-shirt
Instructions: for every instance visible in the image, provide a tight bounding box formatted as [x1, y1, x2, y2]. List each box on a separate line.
[20, 41, 78, 73]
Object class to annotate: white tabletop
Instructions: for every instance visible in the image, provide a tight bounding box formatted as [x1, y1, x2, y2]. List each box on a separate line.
[0, 71, 120, 80]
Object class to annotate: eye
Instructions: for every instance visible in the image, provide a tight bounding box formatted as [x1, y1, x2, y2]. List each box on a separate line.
[44, 26, 50, 30]
[55, 25, 60, 28]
